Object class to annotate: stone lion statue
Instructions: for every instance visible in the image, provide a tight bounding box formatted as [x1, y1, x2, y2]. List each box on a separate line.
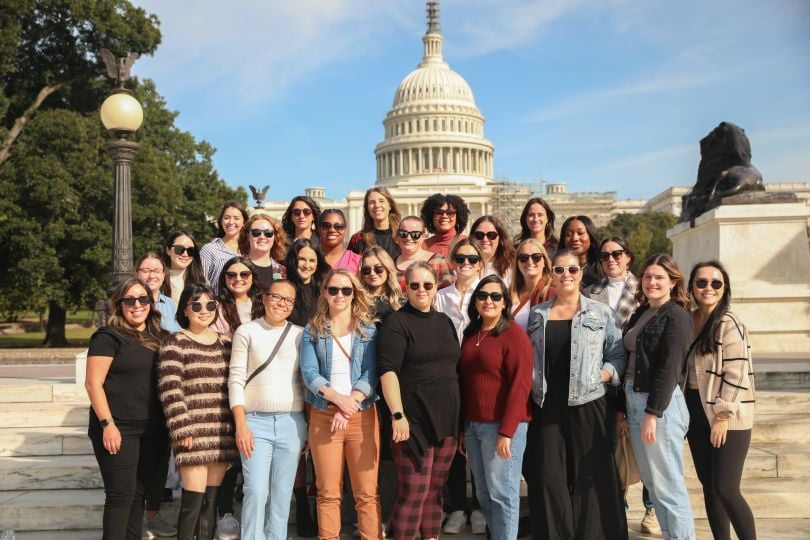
[680, 122, 764, 222]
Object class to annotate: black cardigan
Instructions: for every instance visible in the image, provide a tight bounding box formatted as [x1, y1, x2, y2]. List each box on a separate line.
[624, 300, 692, 417]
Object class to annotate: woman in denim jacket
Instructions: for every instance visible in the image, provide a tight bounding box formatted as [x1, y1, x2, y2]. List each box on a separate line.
[299, 269, 381, 540]
[524, 249, 628, 540]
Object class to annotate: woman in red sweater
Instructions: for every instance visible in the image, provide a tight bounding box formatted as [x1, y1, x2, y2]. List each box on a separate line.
[460, 275, 533, 539]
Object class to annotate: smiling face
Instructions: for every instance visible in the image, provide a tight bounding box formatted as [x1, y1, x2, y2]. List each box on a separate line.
[433, 203, 457, 235]
[224, 262, 253, 299]
[600, 241, 630, 279]
[367, 191, 390, 226]
[167, 234, 195, 270]
[296, 246, 318, 284]
[451, 245, 482, 282]
[642, 264, 674, 307]
[183, 292, 217, 332]
[525, 203, 548, 237]
[361, 254, 387, 292]
[406, 267, 436, 312]
[325, 273, 354, 317]
[563, 220, 590, 258]
[291, 200, 314, 234]
[396, 218, 424, 256]
[517, 243, 545, 281]
[263, 281, 296, 326]
[691, 266, 725, 310]
[318, 213, 346, 249]
[221, 206, 244, 240]
[120, 283, 150, 330]
[473, 220, 499, 259]
[551, 253, 582, 294]
[475, 281, 505, 327]
[136, 257, 165, 296]
[248, 219, 275, 256]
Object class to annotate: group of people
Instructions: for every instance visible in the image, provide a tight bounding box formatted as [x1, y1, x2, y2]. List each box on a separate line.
[85, 187, 757, 540]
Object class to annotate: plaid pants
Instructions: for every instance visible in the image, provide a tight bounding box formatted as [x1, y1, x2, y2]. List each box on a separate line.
[391, 436, 457, 539]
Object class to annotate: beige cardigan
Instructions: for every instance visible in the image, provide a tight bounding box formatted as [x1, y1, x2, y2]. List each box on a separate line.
[689, 311, 755, 429]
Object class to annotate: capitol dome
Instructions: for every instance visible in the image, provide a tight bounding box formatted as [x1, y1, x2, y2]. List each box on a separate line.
[375, 1, 494, 188]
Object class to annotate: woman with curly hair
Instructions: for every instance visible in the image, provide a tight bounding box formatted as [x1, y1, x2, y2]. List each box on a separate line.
[470, 215, 514, 285]
[557, 216, 601, 288]
[420, 193, 470, 258]
[281, 195, 322, 251]
[200, 201, 249, 294]
[358, 246, 403, 325]
[161, 229, 207, 306]
[347, 187, 402, 261]
[509, 238, 554, 330]
[239, 213, 287, 290]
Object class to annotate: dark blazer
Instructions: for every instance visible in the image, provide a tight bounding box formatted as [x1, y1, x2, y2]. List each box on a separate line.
[624, 300, 692, 417]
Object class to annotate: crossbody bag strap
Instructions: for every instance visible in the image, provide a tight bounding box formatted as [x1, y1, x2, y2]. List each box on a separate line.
[333, 333, 353, 362]
[245, 322, 292, 386]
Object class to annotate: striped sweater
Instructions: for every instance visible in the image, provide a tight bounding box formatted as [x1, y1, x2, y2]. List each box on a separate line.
[158, 331, 238, 466]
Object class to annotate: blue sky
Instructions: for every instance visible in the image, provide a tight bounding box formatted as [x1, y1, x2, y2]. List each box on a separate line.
[132, 0, 810, 202]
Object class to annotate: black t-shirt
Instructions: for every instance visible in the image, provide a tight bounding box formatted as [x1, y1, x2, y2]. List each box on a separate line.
[87, 327, 162, 421]
[373, 229, 400, 261]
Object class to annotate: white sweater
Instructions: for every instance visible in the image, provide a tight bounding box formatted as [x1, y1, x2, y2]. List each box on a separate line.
[228, 318, 305, 413]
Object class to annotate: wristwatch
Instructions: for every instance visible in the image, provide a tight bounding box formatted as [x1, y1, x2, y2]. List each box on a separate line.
[391, 412, 405, 421]
[100, 417, 115, 428]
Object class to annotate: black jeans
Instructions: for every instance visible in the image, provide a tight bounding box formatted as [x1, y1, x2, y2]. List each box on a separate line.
[144, 441, 172, 512]
[685, 389, 757, 540]
[89, 415, 169, 540]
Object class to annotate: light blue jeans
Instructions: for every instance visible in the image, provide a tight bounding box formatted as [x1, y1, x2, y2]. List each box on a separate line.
[465, 421, 528, 540]
[240, 411, 306, 540]
[625, 382, 696, 540]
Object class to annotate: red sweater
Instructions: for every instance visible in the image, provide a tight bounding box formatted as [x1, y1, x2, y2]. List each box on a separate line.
[459, 323, 533, 437]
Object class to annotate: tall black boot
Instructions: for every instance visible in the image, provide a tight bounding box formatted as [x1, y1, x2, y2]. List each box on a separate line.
[295, 486, 317, 537]
[197, 486, 220, 540]
[177, 489, 205, 540]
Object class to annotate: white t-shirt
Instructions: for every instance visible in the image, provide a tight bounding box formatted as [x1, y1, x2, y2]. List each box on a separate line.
[330, 334, 354, 395]
[434, 278, 480, 343]
[513, 300, 531, 331]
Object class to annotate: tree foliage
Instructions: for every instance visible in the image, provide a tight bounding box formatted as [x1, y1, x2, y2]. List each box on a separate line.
[597, 212, 678, 273]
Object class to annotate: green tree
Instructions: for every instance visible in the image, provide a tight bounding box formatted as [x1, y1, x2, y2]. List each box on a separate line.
[597, 212, 678, 273]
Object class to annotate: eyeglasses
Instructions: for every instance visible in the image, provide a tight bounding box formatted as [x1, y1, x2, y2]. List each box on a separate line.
[171, 245, 196, 256]
[121, 295, 150, 307]
[694, 279, 724, 290]
[225, 271, 252, 280]
[292, 208, 313, 217]
[408, 282, 435, 291]
[452, 254, 482, 265]
[599, 250, 626, 262]
[263, 291, 295, 307]
[552, 265, 581, 276]
[137, 268, 164, 275]
[434, 208, 457, 217]
[472, 231, 498, 241]
[361, 264, 385, 276]
[319, 222, 346, 231]
[327, 286, 354, 297]
[517, 253, 544, 264]
[250, 228, 274, 238]
[397, 230, 424, 240]
[190, 300, 217, 312]
[474, 291, 504, 302]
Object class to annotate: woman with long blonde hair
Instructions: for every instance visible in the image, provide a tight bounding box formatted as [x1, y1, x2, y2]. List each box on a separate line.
[509, 238, 554, 330]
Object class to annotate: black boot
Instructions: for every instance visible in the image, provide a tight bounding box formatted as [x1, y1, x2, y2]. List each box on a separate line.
[295, 486, 317, 537]
[177, 489, 205, 540]
[197, 486, 220, 540]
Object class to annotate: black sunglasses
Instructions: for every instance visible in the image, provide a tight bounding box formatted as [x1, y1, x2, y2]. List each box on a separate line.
[517, 253, 544, 264]
[171, 245, 196, 256]
[452, 254, 482, 265]
[694, 279, 724, 290]
[434, 208, 457, 217]
[599, 250, 626, 262]
[292, 208, 313, 217]
[361, 264, 385, 276]
[121, 295, 150, 307]
[190, 300, 217, 312]
[327, 286, 354, 297]
[408, 282, 435, 291]
[475, 291, 504, 302]
[397, 229, 423, 240]
[225, 270, 252, 280]
[472, 231, 498, 241]
[552, 265, 581, 276]
[250, 228, 274, 238]
[319, 222, 346, 231]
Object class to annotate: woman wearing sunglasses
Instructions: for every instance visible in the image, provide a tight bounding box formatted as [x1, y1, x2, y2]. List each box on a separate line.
[85, 278, 168, 539]
[200, 201, 249, 295]
[161, 229, 207, 306]
[460, 276, 532, 540]
[509, 239, 554, 331]
[158, 283, 239, 539]
[469, 215, 514, 285]
[420, 193, 470, 258]
[524, 250, 627, 540]
[299, 269, 381, 540]
[347, 187, 402, 261]
[378, 262, 461, 540]
[557, 216, 601, 288]
[359, 246, 403, 324]
[514, 197, 558, 256]
[393, 216, 453, 292]
[685, 261, 756, 540]
[238, 213, 287, 290]
[228, 279, 307, 540]
[211, 256, 263, 340]
[622, 254, 695, 540]
[281, 195, 322, 252]
[319, 209, 362, 273]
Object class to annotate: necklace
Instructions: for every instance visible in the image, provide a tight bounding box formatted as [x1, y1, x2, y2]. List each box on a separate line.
[476, 328, 491, 347]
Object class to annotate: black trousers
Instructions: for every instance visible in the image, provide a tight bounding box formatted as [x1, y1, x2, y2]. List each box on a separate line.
[523, 396, 627, 540]
[685, 389, 757, 540]
[144, 441, 171, 512]
[89, 415, 169, 540]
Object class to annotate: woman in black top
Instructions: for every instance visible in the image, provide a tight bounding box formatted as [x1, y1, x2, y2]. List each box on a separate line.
[378, 261, 461, 540]
[347, 187, 402, 260]
[557, 216, 601, 288]
[85, 277, 168, 540]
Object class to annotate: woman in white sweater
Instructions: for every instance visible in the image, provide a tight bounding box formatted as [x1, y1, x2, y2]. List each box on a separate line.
[228, 279, 306, 540]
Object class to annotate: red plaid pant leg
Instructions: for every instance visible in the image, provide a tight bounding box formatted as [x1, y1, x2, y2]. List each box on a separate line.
[391, 436, 458, 539]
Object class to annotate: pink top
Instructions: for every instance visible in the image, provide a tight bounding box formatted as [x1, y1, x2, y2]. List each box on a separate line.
[332, 249, 362, 274]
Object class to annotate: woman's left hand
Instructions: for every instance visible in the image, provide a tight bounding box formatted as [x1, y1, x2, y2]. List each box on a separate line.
[600, 368, 611, 383]
[641, 414, 657, 445]
[496, 435, 512, 460]
[330, 411, 349, 433]
[710, 417, 729, 448]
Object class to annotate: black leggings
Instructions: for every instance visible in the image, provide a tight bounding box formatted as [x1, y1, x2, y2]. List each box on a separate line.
[685, 389, 756, 540]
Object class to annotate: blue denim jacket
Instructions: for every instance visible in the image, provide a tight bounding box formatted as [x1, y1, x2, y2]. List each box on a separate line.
[526, 295, 626, 407]
[299, 321, 379, 411]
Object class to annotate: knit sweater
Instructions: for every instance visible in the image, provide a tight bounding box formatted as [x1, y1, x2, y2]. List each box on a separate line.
[228, 319, 305, 413]
[688, 311, 755, 429]
[459, 323, 533, 437]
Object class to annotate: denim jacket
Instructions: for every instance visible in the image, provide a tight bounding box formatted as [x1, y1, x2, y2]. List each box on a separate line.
[526, 295, 626, 407]
[299, 321, 379, 411]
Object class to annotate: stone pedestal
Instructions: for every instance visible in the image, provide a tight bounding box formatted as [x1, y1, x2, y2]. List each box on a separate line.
[668, 203, 810, 353]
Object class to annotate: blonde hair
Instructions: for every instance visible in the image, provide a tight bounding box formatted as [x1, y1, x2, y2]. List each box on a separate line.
[309, 269, 376, 338]
[510, 238, 552, 303]
[360, 246, 403, 311]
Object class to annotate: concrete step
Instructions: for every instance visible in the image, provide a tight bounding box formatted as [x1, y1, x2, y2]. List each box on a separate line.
[0, 426, 90, 457]
[752, 413, 810, 444]
[684, 444, 777, 479]
[0, 455, 101, 491]
[0, 402, 88, 428]
[0, 489, 103, 531]
[756, 443, 810, 478]
[0, 382, 88, 404]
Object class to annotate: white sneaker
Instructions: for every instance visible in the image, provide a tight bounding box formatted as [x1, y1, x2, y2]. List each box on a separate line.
[443, 510, 467, 534]
[216, 513, 241, 540]
[470, 510, 487, 535]
[640, 507, 661, 534]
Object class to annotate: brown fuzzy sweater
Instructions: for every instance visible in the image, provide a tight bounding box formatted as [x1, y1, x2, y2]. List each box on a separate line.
[158, 332, 238, 466]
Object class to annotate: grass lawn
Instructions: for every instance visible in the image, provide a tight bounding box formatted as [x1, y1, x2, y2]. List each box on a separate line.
[0, 326, 95, 348]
